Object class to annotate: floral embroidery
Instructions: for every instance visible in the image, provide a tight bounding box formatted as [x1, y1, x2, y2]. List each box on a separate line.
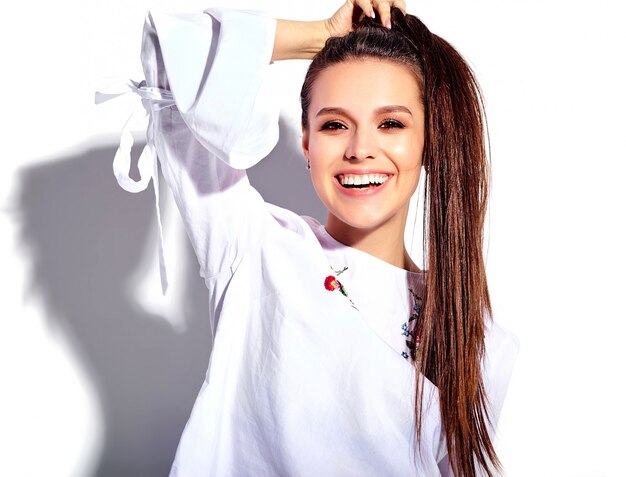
[324, 266, 357, 310]
[401, 288, 422, 360]
[324, 275, 341, 292]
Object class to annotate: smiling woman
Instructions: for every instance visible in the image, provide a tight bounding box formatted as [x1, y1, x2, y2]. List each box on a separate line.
[102, 1, 518, 476]
[302, 59, 424, 253]
[304, 59, 424, 263]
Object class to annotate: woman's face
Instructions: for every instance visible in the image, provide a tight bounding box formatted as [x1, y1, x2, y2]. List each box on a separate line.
[302, 58, 425, 236]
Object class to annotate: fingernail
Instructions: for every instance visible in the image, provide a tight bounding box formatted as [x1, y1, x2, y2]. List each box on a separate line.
[385, 19, 392, 29]
[370, 10, 376, 18]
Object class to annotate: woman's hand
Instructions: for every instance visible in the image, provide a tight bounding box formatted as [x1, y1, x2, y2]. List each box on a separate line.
[325, 0, 407, 35]
[272, 0, 406, 61]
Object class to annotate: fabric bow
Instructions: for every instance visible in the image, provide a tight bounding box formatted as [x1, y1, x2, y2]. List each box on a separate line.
[96, 79, 175, 294]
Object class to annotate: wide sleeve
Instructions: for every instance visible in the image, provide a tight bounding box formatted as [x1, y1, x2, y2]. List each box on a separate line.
[140, 8, 280, 280]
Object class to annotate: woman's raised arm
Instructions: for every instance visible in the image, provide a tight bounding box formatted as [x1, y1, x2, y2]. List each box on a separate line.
[139, 9, 280, 288]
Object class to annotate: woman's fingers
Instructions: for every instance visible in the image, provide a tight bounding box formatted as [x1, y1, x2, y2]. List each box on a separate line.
[326, 0, 407, 39]
[325, 1, 359, 38]
[374, 0, 393, 28]
[392, 0, 406, 15]
[373, 0, 406, 28]
[353, 0, 375, 19]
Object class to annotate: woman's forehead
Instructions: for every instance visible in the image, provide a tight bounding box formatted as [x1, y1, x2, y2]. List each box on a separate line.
[308, 59, 423, 115]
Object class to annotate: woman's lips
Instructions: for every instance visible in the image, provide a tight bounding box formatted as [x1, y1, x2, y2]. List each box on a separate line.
[336, 173, 390, 187]
[334, 172, 393, 196]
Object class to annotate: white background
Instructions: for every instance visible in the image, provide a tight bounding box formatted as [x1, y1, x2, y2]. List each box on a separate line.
[1, 1, 624, 476]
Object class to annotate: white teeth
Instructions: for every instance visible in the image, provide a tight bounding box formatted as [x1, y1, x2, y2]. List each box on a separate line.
[338, 174, 389, 186]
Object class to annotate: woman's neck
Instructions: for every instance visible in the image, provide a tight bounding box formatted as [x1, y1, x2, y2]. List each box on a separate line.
[325, 212, 420, 272]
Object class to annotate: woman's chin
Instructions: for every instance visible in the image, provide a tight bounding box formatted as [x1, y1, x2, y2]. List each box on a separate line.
[326, 209, 402, 236]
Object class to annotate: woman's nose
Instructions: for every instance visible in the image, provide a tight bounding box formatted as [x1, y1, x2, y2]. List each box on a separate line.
[345, 128, 376, 161]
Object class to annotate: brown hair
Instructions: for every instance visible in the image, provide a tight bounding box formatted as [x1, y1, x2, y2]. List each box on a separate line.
[300, 9, 497, 477]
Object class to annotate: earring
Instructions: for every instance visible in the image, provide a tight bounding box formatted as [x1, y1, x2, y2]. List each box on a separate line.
[307, 159, 311, 170]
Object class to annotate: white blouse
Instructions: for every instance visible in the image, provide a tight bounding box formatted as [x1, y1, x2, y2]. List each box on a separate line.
[104, 8, 518, 476]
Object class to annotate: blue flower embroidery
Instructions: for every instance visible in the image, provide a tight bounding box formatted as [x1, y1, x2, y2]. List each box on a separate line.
[401, 289, 422, 360]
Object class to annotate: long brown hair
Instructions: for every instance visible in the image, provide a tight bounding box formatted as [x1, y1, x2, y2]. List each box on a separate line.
[300, 8, 497, 477]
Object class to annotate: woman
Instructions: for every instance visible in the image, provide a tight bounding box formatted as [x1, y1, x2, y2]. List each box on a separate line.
[104, 1, 518, 475]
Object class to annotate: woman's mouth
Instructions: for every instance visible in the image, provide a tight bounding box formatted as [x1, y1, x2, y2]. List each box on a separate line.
[336, 173, 390, 189]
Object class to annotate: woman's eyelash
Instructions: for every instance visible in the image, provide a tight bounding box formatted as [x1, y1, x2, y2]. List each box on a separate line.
[320, 121, 346, 130]
[319, 119, 405, 130]
[380, 119, 405, 128]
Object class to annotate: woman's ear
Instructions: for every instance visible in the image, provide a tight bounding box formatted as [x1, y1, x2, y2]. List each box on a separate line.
[301, 126, 310, 161]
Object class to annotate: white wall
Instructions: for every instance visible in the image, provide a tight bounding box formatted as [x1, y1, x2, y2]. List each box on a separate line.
[2, 1, 624, 475]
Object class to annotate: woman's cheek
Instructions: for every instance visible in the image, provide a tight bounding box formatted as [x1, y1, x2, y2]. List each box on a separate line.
[311, 135, 345, 163]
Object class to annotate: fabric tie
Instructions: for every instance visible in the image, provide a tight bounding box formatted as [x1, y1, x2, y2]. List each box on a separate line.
[95, 79, 175, 294]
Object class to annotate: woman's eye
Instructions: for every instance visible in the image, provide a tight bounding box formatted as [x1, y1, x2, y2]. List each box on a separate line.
[320, 121, 347, 131]
[380, 119, 405, 129]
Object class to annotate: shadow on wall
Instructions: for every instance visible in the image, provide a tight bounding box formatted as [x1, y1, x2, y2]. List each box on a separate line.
[17, 118, 324, 476]
[248, 120, 326, 221]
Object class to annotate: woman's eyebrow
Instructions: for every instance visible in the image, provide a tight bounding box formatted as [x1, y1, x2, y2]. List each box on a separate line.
[376, 105, 413, 116]
[315, 105, 413, 118]
[315, 107, 350, 118]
